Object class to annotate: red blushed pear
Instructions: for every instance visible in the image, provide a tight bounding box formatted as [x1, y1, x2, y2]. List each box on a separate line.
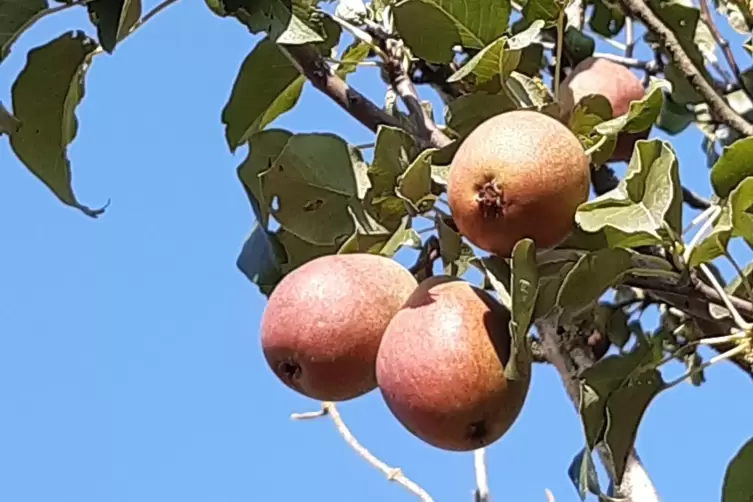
[260, 253, 418, 402]
[560, 56, 649, 162]
[376, 276, 531, 452]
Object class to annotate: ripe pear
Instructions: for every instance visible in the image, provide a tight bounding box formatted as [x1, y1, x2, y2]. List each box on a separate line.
[447, 109, 590, 258]
[560, 57, 648, 162]
[376, 276, 531, 451]
[260, 253, 417, 402]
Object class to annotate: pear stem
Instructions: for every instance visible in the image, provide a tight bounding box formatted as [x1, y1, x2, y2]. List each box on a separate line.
[292, 402, 435, 502]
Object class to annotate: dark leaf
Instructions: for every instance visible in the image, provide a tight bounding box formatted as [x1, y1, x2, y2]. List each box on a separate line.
[722, 437, 753, 502]
[9, 31, 105, 217]
[0, 0, 48, 61]
[86, 0, 141, 53]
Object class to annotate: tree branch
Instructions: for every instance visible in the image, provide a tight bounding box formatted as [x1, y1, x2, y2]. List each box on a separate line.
[698, 0, 744, 89]
[292, 402, 435, 502]
[618, 0, 753, 137]
[535, 319, 661, 502]
[278, 44, 411, 136]
[473, 449, 490, 502]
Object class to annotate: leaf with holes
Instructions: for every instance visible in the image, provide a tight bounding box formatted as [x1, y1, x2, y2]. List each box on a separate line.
[0, 0, 48, 61]
[237, 129, 293, 226]
[392, 0, 512, 63]
[9, 31, 105, 217]
[576, 139, 682, 248]
[259, 133, 360, 245]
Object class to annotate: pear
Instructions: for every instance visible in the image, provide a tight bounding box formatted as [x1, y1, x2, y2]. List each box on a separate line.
[260, 253, 417, 402]
[447, 109, 590, 257]
[376, 276, 531, 451]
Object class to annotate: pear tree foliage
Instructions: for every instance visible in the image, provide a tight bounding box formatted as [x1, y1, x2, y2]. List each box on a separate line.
[3, 0, 753, 499]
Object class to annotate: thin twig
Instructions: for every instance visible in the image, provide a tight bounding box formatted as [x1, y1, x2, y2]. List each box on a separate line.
[473, 449, 490, 502]
[618, 0, 753, 136]
[292, 402, 435, 502]
[591, 52, 658, 72]
[127, 0, 181, 35]
[698, 0, 743, 88]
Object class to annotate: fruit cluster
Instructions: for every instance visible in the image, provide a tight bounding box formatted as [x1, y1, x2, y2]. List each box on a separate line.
[259, 56, 646, 452]
[260, 253, 530, 451]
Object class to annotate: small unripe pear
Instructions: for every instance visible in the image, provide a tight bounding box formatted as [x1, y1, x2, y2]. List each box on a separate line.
[260, 253, 417, 402]
[376, 276, 531, 451]
[560, 57, 648, 162]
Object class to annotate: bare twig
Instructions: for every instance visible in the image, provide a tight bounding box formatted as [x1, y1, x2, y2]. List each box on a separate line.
[698, 0, 743, 88]
[618, 0, 753, 136]
[591, 52, 658, 72]
[473, 449, 490, 502]
[279, 44, 410, 135]
[625, 17, 635, 58]
[292, 402, 435, 502]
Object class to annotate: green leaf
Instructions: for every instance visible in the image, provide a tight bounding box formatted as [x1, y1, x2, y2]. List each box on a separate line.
[396, 148, 438, 213]
[603, 368, 664, 484]
[522, 0, 563, 27]
[0, 101, 20, 134]
[505, 238, 538, 382]
[437, 215, 474, 276]
[392, 0, 511, 63]
[534, 260, 575, 320]
[575, 139, 682, 248]
[259, 133, 360, 245]
[722, 438, 753, 502]
[568, 94, 617, 165]
[656, 94, 693, 135]
[338, 214, 418, 255]
[578, 342, 656, 449]
[563, 26, 595, 65]
[729, 176, 753, 248]
[86, 0, 141, 53]
[589, 0, 625, 37]
[567, 448, 601, 501]
[213, 0, 325, 44]
[333, 40, 371, 78]
[687, 206, 732, 267]
[0, 0, 48, 61]
[447, 36, 518, 86]
[222, 38, 304, 151]
[236, 223, 285, 296]
[9, 31, 105, 218]
[237, 129, 293, 226]
[593, 78, 670, 136]
[445, 92, 516, 137]
[556, 248, 634, 320]
[710, 137, 753, 198]
[368, 125, 418, 228]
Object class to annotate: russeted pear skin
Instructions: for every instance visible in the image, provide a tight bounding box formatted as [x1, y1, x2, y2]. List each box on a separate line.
[376, 276, 531, 452]
[560, 57, 648, 162]
[260, 253, 418, 402]
[447, 110, 590, 258]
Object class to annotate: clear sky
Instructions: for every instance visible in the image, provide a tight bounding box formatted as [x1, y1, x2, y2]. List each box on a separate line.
[1, 1, 752, 501]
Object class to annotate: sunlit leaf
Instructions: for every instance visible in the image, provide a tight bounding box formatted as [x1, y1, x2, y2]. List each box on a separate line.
[710, 136, 753, 198]
[576, 140, 682, 248]
[505, 238, 538, 382]
[392, 0, 511, 63]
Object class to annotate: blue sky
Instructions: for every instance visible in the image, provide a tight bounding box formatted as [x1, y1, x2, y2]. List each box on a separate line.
[1, 1, 752, 501]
